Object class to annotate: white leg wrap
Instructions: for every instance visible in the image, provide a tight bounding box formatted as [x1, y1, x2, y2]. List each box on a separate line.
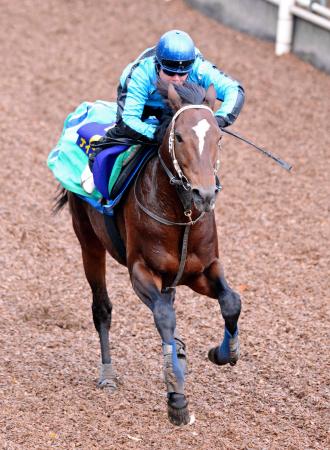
[162, 344, 185, 395]
[229, 334, 240, 361]
[98, 363, 116, 389]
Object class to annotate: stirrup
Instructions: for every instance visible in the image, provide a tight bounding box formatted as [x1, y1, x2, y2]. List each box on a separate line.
[81, 163, 95, 194]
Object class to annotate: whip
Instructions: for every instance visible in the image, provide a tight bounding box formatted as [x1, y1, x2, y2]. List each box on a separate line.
[221, 128, 292, 172]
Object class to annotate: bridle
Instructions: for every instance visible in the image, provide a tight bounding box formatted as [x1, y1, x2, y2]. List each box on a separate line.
[134, 103, 222, 291]
[157, 104, 221, 218]
[159, 104, 221, 192]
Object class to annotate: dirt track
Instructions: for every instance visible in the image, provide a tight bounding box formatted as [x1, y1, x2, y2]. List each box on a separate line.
[1, 0, 329, 448]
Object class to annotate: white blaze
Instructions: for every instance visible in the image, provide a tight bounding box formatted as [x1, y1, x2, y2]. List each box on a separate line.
[192, 119, 210, 154]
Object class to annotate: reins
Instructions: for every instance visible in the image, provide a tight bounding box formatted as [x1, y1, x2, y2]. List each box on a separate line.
[135, 104, 219, 292]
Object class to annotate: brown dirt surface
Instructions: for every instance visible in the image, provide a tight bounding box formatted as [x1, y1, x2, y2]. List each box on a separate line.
[1, 0, 329, 449]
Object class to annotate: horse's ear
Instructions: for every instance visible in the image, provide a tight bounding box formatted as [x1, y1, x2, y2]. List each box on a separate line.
[168, 83, 182, 112]
[204, 84, 216, 110]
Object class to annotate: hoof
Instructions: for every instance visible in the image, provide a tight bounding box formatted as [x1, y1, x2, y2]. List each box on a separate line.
[208, 346, 239, 366]
[208, 328, 240, 366]
[167, 393, 190, 426]
[98, 363, 117, 391]
[97, 378, 117, 392]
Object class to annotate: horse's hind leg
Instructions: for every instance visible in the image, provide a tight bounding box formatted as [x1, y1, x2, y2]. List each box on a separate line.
[70, 198, 116, 390]
[131, 261, 190, 426]
[189, 259, 241, 366]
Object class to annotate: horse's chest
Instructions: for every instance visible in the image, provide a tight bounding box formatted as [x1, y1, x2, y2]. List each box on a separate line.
[147, 249, 205, 276]
[185, 253, 205, 274]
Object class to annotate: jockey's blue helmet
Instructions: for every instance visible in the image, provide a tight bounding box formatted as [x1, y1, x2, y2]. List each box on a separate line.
[156, 30, 196, 74]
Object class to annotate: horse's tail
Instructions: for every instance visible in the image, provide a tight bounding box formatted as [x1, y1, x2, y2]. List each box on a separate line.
[52, 186, 68, 215]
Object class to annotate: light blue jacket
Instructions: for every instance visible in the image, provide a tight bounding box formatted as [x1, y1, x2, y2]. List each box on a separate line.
[116, 46, 245, 140]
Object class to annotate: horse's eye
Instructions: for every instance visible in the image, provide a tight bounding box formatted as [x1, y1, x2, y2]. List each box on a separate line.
[175, 133, 183, 143]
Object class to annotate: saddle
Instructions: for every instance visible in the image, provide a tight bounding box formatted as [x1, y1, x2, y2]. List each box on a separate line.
[77, 120, 157, 201]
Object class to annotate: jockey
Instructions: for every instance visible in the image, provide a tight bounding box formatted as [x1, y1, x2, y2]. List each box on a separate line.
[82, 29, 245, 193]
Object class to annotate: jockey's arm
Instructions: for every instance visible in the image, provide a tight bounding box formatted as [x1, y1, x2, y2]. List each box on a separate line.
[116, 66, 157, 141]
[193, 57, 245, 126]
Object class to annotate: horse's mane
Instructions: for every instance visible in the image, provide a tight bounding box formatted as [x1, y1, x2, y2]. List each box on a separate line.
[157, 79, 206, 106]
[155, 80, 207, 143]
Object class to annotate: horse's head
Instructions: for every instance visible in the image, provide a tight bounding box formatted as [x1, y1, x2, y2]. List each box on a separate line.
[158, 81, 222, 213]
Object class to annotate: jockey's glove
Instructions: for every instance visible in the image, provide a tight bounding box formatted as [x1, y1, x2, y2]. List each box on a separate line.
[215, 115, 228, 129]
[154, 111, 173, 144]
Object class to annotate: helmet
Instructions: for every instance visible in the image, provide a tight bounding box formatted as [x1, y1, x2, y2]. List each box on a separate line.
[156, 30, 195, 74]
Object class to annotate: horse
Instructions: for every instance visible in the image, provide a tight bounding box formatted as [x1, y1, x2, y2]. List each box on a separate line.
[54, 81, 241, 426]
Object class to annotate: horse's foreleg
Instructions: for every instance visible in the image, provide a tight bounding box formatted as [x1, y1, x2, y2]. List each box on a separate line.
[189, 259, 241, 366]
[131, 261, 190, 425]
[71, 210, 116, 391]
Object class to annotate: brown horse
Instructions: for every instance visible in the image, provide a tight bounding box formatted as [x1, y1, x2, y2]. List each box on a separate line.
[55, 81, 241, 425]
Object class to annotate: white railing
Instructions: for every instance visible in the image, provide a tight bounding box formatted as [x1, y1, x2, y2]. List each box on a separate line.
[265, 0, 330, 54]
[296, 0, 330, 19]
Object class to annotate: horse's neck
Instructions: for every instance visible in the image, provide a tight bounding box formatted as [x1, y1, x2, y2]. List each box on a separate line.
[141, 151, 185, 218]
[138, 149, 216, 245]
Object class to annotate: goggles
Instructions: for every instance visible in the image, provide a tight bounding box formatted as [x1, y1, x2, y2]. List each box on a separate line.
[160, 58, 194, 73]
[162, 69, 187, 77]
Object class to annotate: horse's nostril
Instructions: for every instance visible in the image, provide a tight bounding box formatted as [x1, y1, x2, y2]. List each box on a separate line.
[192, 188, 203, 200]
[192, 187, 216, 206]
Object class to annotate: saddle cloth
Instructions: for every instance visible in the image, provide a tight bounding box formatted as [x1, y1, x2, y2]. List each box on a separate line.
[48, 101, 141, 202]
[48, 101, 117, 201]
[48, 100, 158, 208]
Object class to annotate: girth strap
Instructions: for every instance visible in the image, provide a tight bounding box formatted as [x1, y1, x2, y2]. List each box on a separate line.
[103, 213, 127, 263]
